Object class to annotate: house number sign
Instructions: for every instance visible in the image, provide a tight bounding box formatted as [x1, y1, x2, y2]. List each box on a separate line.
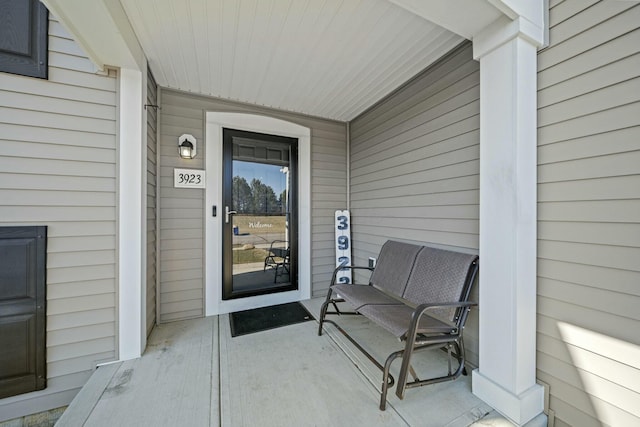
[174, 168, 205, 189]
[335, 210, 352, 284]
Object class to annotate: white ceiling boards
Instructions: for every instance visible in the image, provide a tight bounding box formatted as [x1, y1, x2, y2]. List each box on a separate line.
[120, 0, 464, 121]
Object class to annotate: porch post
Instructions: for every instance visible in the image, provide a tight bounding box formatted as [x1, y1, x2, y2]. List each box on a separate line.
[118, 65, 147, 360]
[472, 16, 545, 426]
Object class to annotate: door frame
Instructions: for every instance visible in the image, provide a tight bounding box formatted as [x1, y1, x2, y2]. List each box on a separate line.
[205, 112, 311, 315]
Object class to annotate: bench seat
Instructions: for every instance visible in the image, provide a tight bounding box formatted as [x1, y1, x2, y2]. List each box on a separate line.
[358, 304, 456, 338]
[330, 284, 400, 309]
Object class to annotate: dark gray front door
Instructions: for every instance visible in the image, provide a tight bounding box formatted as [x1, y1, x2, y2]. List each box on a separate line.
[0, 226, 47, 399]
[222, 128, 298, 300]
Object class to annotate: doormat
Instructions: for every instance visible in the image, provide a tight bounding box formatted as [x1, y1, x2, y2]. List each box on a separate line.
[229, 302, 314, 337]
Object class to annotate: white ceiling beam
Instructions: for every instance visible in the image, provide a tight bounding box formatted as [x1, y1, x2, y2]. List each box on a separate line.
[489, 0, 547, 47]
[386, 0, 503, 39]
[386, 0, 545, 46]
[41, 0, 145, 71]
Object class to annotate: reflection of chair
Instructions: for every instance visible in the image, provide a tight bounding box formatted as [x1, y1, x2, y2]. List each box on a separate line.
[264, 240, 290, 282]
[273, 248, 290, 283]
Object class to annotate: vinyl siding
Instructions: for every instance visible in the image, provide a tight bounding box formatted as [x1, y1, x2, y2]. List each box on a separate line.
[0, 17, 117, 421]
[536, 2, 640, 426]
[348, 41, 480, 365]
[158, 90, 346, 321]
[146, 69, 158, 337]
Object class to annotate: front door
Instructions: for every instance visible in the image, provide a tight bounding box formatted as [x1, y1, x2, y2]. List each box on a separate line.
[222, 128, 298, 300]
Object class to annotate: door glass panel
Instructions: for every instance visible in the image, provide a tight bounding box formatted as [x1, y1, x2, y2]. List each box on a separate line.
[222, 129, 297, 300]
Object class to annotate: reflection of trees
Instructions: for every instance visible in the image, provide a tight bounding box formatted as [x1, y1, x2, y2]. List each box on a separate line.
[233, 176, 282, 214]
[233, 176, 252, 213]
[251, 178, 279, 214]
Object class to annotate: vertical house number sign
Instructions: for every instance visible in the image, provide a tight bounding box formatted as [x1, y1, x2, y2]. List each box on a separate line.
[335, 210, 352, 284]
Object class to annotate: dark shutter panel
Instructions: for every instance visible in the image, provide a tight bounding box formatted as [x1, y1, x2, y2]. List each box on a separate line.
[0, 226, 47, 399]
[0, 0, 48, 79]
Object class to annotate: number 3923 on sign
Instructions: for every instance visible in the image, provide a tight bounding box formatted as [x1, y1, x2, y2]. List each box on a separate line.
[174, 168, 206, 189]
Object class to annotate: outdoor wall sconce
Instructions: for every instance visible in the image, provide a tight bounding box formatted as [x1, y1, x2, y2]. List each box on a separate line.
[178, 134, 197, 159]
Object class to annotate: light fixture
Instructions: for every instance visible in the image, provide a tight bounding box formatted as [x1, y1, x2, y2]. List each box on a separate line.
[178, 134, 197, 159]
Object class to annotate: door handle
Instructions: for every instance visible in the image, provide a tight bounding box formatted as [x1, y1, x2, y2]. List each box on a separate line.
[225, 206, 237, 224]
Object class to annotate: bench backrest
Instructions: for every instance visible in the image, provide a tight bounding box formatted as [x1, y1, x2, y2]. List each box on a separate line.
[402, 246, 479, 323]
[369, 241, 422, 296]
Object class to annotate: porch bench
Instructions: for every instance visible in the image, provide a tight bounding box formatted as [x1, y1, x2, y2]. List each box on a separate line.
[317, 240, 479, 410]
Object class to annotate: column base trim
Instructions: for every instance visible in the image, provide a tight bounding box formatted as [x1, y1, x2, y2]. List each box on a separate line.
[472, 369, 545, 426]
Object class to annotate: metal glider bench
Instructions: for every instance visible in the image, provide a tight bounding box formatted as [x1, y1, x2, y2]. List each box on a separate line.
[317, 241, 479, 410]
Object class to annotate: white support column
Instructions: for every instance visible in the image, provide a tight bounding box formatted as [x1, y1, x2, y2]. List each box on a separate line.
[118, 66, 146, 360]
[472, 16, 545, 426]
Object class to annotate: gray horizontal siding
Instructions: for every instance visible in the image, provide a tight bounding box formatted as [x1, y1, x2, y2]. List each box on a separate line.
[158, 90, 347, 321]
[0, 16, 117, 421]
[348, 41, 480, 365]
[536, 2, 640, 426]
[146, 69, 158, 337]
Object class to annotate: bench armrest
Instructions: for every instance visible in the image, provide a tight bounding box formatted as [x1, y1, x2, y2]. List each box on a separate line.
[329, 265, 375, 286]
[409, 301, 478, 333]
[414, 301, 477, 313]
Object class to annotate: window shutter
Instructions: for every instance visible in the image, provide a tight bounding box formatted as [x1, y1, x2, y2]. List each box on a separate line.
[0, 0, 48, 79]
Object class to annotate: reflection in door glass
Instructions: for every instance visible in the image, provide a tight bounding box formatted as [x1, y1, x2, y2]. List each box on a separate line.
[231, 160, 290, 294]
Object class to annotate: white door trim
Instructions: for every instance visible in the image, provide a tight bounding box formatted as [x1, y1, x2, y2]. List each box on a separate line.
[205, 112, 311, 315]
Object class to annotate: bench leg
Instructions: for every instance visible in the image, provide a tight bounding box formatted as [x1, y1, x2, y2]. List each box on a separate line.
[443, 339, 466, 377]
[395, 338, 468, 401]
[317, 288, 334, 336]
[380, 350, 402, 410]
[456, 337, 467, 376]
[395, 330, 419, 400]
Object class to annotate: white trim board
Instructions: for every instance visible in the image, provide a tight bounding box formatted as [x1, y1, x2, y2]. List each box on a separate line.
[118, 66, 146, 360]
[205, 112, 311, 315]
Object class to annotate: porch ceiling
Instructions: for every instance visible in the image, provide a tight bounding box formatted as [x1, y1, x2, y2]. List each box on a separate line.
[119, 0, 467, 121]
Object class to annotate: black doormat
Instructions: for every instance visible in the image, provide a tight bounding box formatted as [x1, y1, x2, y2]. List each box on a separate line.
[229, 302, 314, 337]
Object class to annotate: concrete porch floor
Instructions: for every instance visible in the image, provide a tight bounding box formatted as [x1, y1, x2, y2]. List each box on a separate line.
[55, 298, 540, 427]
